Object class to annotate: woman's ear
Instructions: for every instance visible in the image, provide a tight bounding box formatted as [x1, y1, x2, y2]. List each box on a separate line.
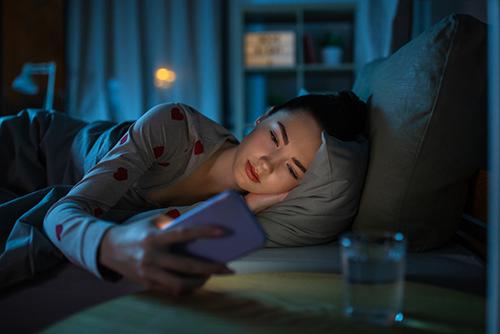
[255, 106, 274, 126]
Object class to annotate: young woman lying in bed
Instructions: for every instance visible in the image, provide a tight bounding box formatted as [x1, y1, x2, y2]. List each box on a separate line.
[41, 91, 367, 297]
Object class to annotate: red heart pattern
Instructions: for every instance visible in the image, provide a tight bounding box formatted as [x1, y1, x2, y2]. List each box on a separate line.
[194, 140, 204, 155]
[166, 209, 181, 219]
[119, 133, 128, 145]
[113, 167, 128, 181]
[153, 146, 164, 159]
[56, 224, 63, 241]
[171, 107, 184, 120]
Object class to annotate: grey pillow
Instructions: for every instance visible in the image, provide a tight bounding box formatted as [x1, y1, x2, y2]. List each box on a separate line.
[352, 14, 487, 251]
[119, 132, 369, 248]
[258, 132, 369, 247]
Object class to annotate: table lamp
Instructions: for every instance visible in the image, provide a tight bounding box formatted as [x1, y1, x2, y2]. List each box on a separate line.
[12, 62, 56, 110]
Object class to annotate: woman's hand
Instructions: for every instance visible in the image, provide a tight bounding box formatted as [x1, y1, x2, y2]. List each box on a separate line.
[244, 191, 289, 214]
[98, 214, 234, 297]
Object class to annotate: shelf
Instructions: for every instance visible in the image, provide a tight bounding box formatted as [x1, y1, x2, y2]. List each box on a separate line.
[230, 2, 358, 139]
[244, 66, 296, 73]
[304, 9, 354, 23]
[244, 10, 296, 25]
[244, 63, 354, 73]
[302, 63, 354, 72]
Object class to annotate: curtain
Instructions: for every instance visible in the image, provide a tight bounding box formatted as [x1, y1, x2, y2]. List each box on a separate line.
[355, 0, 400, 71]
[66, 0, 223, 123]
[412, 0, 487, 38]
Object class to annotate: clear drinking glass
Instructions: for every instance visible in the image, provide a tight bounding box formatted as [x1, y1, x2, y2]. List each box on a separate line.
[339, 231, 406, 325]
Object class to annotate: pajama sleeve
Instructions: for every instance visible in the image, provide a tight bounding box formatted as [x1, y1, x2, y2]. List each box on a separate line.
[43, 103, 189, 280]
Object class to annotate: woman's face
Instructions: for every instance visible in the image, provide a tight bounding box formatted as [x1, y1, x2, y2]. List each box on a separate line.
[233, 109, 322, 194]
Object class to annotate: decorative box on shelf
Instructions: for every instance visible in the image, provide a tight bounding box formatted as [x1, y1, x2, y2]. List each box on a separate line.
[244, 31, 295, 67]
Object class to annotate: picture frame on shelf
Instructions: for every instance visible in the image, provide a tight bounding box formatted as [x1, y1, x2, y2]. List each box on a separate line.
[244, 31, 296, 67]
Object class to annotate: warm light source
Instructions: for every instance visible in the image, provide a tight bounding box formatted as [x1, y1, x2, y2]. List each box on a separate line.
[155, 67, 176, 88]
[12, 62, 56, 110]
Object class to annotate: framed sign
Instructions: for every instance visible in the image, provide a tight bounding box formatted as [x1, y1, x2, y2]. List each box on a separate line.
[244, 31, 295, 67]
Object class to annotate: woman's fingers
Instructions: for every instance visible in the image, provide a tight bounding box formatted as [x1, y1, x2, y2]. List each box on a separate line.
[153, 214, 174, 230]
[98, 213, 236, 297]
[153, 225, 227, 245]
[144, 267, 209, 297]
[152, 252, 233, 276]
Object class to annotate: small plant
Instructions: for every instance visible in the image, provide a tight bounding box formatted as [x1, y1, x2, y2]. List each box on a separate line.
[321, 33, 344, 48]
[321, 33, 344, 65]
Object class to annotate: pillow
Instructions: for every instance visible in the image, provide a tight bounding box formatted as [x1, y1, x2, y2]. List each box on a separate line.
[352, 14, 487, 251]
[119, 131, 369, 248]
[257, 132, 369, 247]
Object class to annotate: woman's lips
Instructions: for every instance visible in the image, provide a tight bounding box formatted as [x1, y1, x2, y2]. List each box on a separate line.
[246, 161, 260, 183]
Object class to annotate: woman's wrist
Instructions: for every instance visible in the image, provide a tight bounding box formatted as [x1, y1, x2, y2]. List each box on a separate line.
[97, 226, 123, 281]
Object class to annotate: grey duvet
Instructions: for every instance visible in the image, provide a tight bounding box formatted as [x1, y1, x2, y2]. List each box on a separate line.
[0, 109, 132, 289]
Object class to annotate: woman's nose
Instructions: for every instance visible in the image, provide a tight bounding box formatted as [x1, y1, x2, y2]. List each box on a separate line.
[257, 156, 273, 175]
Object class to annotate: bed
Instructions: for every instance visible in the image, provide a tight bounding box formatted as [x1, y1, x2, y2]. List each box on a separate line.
[0, 13, 487, 333]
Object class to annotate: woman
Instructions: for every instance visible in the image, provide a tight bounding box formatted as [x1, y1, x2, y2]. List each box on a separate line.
[38, 90, 367, 297]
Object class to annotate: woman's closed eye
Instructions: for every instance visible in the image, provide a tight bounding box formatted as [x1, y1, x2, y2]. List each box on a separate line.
[287, 163, 298, 180]
[270, 130, 279, 146]
[270, 130, 298, 179]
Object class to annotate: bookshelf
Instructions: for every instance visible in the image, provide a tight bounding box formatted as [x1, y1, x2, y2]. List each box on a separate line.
[228, 2, 357, 139]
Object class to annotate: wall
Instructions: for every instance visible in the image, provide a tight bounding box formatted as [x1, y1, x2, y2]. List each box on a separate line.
[1, 0, 65, 116]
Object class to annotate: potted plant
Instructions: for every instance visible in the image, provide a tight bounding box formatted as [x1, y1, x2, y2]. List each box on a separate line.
[321, 33, 343, 65]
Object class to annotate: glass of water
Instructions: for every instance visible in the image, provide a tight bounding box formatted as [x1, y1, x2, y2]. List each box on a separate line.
[339, 230, 406, 325]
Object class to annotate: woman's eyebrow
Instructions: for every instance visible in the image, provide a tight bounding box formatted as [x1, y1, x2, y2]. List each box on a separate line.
[277, 121, 289, 145]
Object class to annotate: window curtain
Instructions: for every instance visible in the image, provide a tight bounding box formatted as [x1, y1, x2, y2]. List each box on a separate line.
[355, 0, 400, 70]
[66, 0, 223, 123]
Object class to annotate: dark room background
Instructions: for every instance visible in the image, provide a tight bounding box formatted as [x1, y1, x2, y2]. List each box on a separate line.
[0, 0, 486, 139]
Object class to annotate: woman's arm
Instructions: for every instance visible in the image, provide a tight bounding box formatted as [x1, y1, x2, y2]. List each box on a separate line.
[43, 103, 189, 279]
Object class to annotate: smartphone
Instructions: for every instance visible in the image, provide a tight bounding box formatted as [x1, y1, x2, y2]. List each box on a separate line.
[163, 190, 266, 263]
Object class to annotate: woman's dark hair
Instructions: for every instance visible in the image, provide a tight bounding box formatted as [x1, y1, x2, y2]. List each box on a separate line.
[268, 90, 367, 141]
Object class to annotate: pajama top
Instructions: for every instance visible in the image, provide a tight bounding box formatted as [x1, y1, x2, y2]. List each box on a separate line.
[42, 103, 239, 280]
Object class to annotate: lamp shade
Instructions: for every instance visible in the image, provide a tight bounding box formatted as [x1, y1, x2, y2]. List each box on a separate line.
[12, 73, 39, 95]
[11, 62, 56, 110]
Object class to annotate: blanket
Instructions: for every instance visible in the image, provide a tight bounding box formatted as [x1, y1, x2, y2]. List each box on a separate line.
[0, 109, 132, 289]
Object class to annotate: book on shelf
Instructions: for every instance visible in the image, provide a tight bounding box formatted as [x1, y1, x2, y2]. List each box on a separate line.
[303, 33, 317, 64]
